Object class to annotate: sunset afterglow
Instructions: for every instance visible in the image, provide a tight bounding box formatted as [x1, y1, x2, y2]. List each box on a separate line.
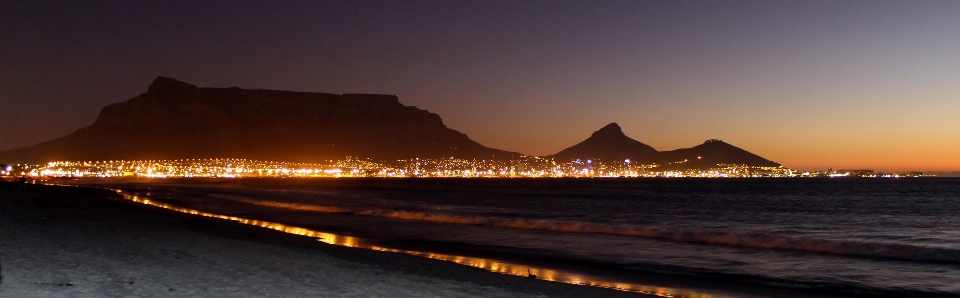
[3, 2, 959, 298]
[2, 1, 959, 172]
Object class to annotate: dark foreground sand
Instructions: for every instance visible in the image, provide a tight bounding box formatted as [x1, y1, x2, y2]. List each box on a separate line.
[0, 182, 655, 298]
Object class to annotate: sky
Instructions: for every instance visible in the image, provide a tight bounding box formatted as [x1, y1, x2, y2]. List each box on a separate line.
[1, 0, 959, 172]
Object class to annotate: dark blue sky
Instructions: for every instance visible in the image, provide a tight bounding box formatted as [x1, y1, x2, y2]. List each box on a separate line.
[2, 0, 959, 170]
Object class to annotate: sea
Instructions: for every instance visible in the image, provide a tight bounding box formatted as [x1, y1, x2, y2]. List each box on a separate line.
[65, 178, 960, 297]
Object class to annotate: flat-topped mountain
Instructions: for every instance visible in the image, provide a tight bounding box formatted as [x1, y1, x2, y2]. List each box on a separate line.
[547, 123, 780, 169]
[0, 77, 519, 163]
[547, 123, 660, 163]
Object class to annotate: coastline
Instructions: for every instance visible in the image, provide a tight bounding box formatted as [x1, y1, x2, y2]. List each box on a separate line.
[0, 181, 653, 298]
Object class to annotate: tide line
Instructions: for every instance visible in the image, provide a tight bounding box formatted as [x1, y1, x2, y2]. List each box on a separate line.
[110, 188, 731, 298]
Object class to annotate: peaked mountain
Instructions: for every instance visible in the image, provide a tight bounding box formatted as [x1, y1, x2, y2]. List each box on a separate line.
[547, 123, 660, 163]
[0, 77, 519, 163]
[547, 124, 780, 169]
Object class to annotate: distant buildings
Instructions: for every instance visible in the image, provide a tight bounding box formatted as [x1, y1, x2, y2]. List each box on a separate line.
[12, 157, 784, 178]
[798, 169, 924, 178]
[2, 158, 927, 179]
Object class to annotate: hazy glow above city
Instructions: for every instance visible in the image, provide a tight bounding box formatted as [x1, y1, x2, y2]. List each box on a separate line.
[2, 1, 959, 171]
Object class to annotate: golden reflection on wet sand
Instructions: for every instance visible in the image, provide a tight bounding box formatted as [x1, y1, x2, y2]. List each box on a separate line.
[116, 190, 730, 298]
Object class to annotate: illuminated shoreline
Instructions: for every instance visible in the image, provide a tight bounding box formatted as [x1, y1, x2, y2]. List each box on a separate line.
[102, 187, 730, 298]
[8, 157, 816, 179]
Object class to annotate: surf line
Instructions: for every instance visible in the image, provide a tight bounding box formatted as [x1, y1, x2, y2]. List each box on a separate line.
[106, 188, 729, 298]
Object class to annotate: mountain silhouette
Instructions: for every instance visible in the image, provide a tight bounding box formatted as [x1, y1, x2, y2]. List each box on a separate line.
[546, 124, 780, 169]
[547, 123, 660, 163]
[1, 77, 781, 169]
[655, 139, 780, 170]
[0, 77, 519, 163]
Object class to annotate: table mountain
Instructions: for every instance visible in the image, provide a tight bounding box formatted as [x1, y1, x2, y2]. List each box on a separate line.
[0, 77, 519, 163]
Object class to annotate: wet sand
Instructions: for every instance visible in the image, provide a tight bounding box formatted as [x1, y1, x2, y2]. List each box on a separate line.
[0, 181, 652, 298]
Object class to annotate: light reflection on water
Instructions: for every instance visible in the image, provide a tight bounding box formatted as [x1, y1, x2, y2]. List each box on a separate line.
[115, 189, 730, 298]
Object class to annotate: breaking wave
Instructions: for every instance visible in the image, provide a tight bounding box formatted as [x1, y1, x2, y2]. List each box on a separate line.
[234, 199, 960, 264]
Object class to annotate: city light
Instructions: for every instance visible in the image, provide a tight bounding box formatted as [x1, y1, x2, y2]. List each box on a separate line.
[8, 157, 811, 179]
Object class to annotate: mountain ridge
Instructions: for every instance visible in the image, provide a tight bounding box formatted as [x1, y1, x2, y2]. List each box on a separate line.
[1, 77, 781, 169]
[0, 77, 519, 163]
[544, 123, 780, 169]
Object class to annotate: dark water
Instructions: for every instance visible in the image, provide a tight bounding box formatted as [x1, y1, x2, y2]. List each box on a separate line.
[76, 178, 960, 297]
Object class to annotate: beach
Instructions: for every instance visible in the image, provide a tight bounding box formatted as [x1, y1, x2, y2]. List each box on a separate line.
[4, 178, 954, 298]
[0, 181, 648, 298]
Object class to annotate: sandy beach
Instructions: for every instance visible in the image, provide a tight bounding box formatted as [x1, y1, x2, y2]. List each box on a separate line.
[0, 181, 652, 298]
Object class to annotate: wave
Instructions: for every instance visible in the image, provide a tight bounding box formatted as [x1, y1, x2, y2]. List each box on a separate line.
[232, 199, 960, 265]
[230, 199, 348, 213]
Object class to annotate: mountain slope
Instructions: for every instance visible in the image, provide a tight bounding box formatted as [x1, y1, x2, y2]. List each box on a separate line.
[0, 77, 519, 163]
[546, 124, 780, 169]
[547, 123, 660, 163]
[655, 139, 780, 170]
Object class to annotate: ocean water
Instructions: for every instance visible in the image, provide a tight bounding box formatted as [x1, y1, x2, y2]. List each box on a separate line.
[74, 178, 960, 297]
